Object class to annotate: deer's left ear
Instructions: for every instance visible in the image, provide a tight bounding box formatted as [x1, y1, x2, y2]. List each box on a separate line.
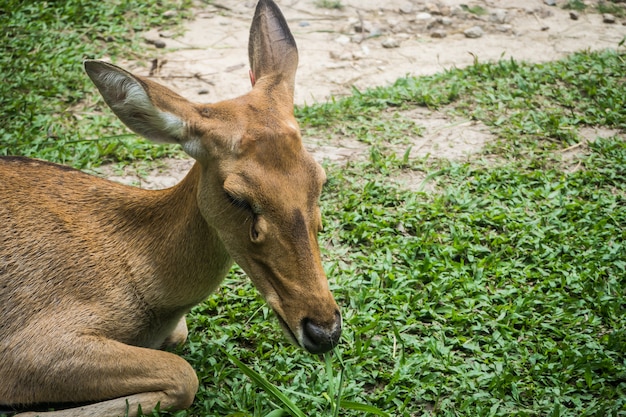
[249, 69, 256, 87]
[248, 0, 299, 100]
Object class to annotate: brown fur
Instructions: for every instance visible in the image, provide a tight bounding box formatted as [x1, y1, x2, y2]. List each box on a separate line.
[0, 1, 341, 416]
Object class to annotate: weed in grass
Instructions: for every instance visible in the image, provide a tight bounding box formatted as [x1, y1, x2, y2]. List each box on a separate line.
[563, 0, 587, 11]
[597, 1, 626, 17]
[460, 4, 488, 16]
[314, 0, 343, 10]
[223, 349, 390, 417]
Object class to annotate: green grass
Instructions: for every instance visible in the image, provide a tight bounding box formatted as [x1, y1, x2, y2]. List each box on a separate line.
[563, 0, 587, 12]
[460, 5, 488, 16]
[597, 1, 626, 18]
[2, 2, 625, 416]
[322, 150, 625, 416]
[314, 0, 344, 10]
[0, 0, 191, 168]
[564, 0, 626, 16]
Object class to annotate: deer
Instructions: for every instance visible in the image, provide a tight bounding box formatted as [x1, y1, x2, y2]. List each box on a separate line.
[0, 1, 342, 416]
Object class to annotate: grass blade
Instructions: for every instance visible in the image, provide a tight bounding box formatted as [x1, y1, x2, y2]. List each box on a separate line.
[264, 410, 290, 417]
[339, 400, 391, 417]
[224, 351, 306, 417]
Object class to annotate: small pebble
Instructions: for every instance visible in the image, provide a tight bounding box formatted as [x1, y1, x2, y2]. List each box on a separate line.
[399, 3, 413, 14]
[159, 31, 174, 39]
[299, 21, 310, 27]
[416, 12, 433, 20]
[144, 35, 166, 48]
[387, 18, 400, 27]
[495, 24, 512, 33]
[354, 21, 373, 33]
[369, 27, 383, 37]
[330, 51, 352, 61]
[351, 34, 363, 43]
[602, 13, 616, 24]
[464, 26, 484, 39]
[162, 10, 177, 18]
[544, 0, 556, 5]
[490, 9, 508, 24]
[198, 89, 209, 95]
[381, 38, 400, 48]
[335, 35, 351, 45]
[569, 11, 579, 20]
[431, 30, 447, 38]
[425, 3, 441, 15]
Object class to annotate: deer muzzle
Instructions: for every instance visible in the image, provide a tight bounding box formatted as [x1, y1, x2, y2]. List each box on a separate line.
[300, 311, 342, 354]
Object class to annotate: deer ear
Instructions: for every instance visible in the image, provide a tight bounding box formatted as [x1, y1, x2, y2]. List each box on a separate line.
[248, 0, 298, 98]
[84, 60, 188, 145]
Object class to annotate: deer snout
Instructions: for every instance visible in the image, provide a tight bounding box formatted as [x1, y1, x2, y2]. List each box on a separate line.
[301, 311, 342, 354]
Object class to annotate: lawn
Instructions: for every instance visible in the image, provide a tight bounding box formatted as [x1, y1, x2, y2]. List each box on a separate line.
[1, 1, 624, 416]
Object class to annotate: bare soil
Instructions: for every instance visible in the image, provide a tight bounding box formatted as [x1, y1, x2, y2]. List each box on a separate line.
[101, 0, 626, 188]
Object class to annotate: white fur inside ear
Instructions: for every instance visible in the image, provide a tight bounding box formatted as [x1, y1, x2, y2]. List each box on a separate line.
[181, 137, 207, 160]
[97, 70, 185, 144]
[157, 111, 185, 142]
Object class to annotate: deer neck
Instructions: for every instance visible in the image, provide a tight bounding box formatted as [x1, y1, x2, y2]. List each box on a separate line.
[125, 162, 233, 309]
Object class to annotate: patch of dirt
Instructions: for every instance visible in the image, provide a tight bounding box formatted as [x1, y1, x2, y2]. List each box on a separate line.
[134, 0, 625, 104]
[398, 108, 493, 160]
[100, 0, 626, 188]
[560, 126, 623, 173]
[391, 169, 433, 193]
[304, 107, 493, 163]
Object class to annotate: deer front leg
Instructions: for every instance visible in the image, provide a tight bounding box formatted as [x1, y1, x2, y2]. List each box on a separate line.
[4, 336, 198, 417]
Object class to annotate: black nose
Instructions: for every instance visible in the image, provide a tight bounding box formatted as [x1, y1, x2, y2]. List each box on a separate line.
[301, 312, 342, 354]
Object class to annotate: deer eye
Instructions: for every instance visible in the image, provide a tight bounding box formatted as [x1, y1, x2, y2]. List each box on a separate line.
[225, 192, 253, 212]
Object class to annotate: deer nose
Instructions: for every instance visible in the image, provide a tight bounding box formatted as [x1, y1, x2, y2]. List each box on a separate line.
[301, 312, 342, 354]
